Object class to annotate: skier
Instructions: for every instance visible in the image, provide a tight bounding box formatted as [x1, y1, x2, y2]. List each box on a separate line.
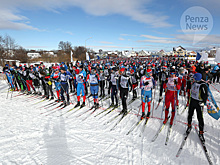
[140, 69, 155, 119]
[86, 67, 100, 108]
[74, 68, 86, 108]
[158, 65, 168, 102]
[59, 67, 73, 105]
[130, 69, 139, 100]
[186, 65, 197, 107]
[211, 63, 220, 84]
[110, 67, 119, 107]
[99, 69, 105, 97]
[163, 69, 181, 125]
[51, 68, 61, 102]
[104, 65, 111, 94]
[118, 68, 132, 113]
[186, 73, 208, 142]
[23, 66, 35, 94]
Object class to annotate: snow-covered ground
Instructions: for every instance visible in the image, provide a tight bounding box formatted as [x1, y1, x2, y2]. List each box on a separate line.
[0, 80, 219, 165]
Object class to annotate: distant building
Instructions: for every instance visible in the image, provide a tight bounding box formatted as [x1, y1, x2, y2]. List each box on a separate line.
[43, 51, 57, 57]
[210, 47, 217, 57]
[27, 52, 41, 59]
[138, 50, 151, 57]
[122, 50, 131, 57]
[187, 51, 196, 57]
[173, 46, 187, 57]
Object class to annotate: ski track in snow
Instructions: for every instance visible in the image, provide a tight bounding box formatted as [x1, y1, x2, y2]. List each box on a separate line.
[0, 80, 220, 165]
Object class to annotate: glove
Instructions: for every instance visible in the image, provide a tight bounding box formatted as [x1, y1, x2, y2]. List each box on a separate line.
[48, 81, 52, 85]
[95, 75, 98, 79]
[165, 79, 168, 83]
[144, 81, 149, 85]
[174, 79, 177, 85]
[199, 102, 204, 107]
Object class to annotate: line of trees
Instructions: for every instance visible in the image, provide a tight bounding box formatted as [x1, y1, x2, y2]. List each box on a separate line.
[0, 35, 28, 66]
[0, 34, 93, 66]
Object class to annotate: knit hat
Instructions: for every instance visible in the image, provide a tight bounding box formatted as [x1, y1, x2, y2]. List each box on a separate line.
[193, 73, 202, 81]
[147, 69, 152, 73]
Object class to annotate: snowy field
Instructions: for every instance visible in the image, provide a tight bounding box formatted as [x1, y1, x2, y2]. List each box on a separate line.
[0, 79, 220, 165]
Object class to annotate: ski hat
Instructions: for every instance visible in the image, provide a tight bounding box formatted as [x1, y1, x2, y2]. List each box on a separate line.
[120, 68, 125, 72]
[162, 66, 167, 69]
[147, 69, 152, 74]
[75, 69, 79, 74]
[193, 73, 202, 81]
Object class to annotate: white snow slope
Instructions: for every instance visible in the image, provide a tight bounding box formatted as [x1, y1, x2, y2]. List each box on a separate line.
[0, 80, 219, 165]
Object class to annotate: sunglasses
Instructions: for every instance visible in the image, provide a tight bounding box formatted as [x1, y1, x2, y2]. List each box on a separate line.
[170, 72, 175, 75]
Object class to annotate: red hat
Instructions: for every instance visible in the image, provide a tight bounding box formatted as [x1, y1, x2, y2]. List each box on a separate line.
[147, 69, 152, 73]
[152, 64, 155, 67]
[75, 69, 79, 74]
[130, 70, 134, 74]
[120, 68, 125, 72]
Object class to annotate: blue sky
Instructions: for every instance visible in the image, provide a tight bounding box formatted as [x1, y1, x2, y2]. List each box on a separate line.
[0, 0, 220, 52]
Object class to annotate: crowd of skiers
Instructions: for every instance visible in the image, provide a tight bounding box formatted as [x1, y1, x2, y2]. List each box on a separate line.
[2, 57, 220, 142]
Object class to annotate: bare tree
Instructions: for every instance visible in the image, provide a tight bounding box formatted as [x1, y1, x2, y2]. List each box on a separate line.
[73, 46, 87, 61]
[14, 46, 29, 63]
[58, 41, 72, 52]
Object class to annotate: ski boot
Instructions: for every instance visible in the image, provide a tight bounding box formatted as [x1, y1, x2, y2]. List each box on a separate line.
[163, 117, 168, 124]
[159, 96, 162, 102]
[95, 103, 99, 109]
[74, 101, 80, 108]
[146, 112, 151, 118]
[141, 112, 145, 120]
[91, 102, 96, 109]
[80, 102, 85, 108]
[110, 103, 114, 108]
[61, 100, 66, 106]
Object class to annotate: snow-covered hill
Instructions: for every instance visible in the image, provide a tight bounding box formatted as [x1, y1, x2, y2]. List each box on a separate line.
[0, 80, 219, 165]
